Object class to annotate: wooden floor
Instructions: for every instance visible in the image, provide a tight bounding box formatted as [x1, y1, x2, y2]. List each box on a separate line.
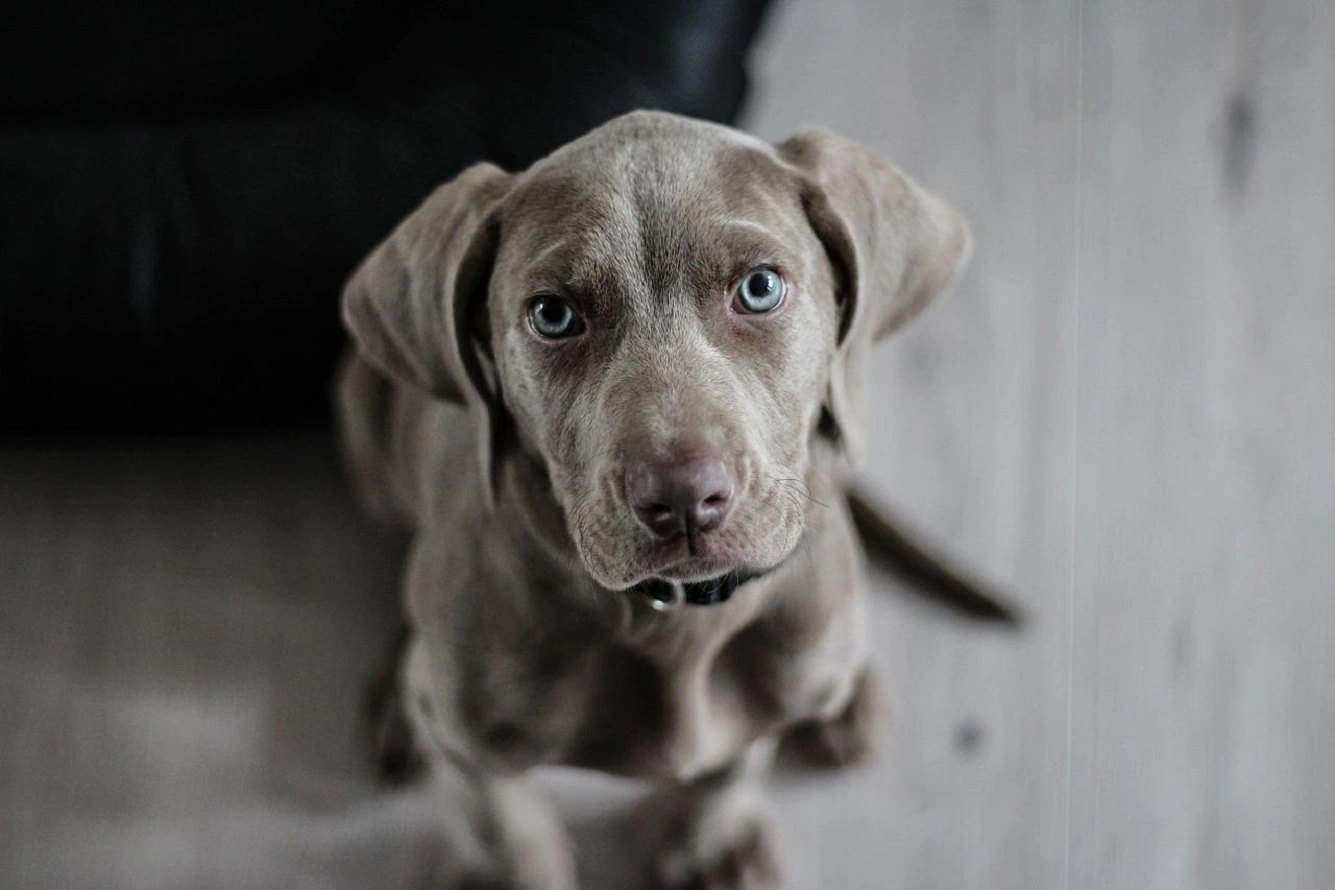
[3, 1, 1332, 888]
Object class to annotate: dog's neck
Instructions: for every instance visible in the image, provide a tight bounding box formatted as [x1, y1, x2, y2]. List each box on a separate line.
[632, 568, 771, 608]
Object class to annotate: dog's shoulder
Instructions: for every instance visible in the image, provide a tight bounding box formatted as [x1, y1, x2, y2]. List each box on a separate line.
[336, 348, 485, 530]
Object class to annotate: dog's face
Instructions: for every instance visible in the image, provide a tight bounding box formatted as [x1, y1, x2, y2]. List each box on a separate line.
[342, 112, 970, 591]
[489, 127, 838, 588]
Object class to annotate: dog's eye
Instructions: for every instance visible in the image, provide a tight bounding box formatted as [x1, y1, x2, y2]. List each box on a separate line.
[528, 295, 585, 339]
[732, 268, 785, 314]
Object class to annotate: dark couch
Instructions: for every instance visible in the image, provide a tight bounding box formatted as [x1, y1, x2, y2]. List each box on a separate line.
[1, 0, 772, 431]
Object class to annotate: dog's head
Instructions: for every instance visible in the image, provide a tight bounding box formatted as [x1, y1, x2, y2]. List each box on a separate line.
[343, 111, 969, 591]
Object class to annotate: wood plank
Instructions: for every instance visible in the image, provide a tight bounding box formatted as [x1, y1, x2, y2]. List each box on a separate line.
[0, 437, 415, 888]
[1072, 1, 1335, 888]
[746, 0, 1080, 887]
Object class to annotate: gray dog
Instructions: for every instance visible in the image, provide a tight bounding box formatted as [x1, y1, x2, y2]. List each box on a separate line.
[336, 110, 1011, 889]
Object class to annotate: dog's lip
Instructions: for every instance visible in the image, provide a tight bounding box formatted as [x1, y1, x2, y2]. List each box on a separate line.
[616, 547, 738, 587]
[596, 556, 737, 592]
[652, 558, 738, 583]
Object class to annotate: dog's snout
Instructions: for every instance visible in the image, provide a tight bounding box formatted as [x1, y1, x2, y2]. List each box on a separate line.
[626, 454, 735, 538]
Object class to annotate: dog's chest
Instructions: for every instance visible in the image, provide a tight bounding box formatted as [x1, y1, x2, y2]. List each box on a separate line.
[466, 594, 863, 780]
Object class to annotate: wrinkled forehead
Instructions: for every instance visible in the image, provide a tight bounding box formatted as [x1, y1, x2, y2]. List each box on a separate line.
[494, 133, 806, 299]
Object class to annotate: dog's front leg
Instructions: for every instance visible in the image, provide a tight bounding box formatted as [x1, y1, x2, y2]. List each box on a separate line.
[420, 757, 576, 890]
[639, 738, 784, 890]
[385, 635, 576, 890]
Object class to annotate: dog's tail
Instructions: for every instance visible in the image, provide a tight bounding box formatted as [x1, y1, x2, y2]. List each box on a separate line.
[845, 486, 1023, 627]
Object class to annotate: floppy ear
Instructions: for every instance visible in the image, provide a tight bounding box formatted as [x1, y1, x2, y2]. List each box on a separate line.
[777, 129, 972, 462]
[341, 162, 513, 500]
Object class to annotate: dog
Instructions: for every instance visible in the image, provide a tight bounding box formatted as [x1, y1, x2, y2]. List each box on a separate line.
[336, 110, 1014, 889]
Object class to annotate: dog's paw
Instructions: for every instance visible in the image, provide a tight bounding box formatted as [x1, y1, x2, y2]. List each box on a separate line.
[779, 712, 871, 770]
[653, 812, 783, 890]
[779, 667, 880, 771]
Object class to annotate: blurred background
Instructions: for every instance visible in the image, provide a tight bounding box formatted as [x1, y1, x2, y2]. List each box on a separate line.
[2, 0, 1331, 888]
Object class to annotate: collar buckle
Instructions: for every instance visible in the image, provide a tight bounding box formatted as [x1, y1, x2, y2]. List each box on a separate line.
[647, 581, 685, 612]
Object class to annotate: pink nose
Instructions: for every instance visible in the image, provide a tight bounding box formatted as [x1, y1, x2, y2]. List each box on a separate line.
[626, 454, 736, 538]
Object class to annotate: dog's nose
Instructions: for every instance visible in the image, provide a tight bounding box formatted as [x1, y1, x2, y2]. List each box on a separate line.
[626, 454, 735, 538]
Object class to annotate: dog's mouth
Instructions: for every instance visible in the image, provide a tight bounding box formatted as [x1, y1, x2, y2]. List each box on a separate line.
[647, 550, 735, 581]
[571, 478, 807, 596]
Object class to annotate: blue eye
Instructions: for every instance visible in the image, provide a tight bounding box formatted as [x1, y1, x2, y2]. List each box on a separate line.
[528, 295, 584, 339]
[733, 268, 785, 313]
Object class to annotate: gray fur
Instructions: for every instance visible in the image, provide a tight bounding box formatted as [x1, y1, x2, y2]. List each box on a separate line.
[336, 110, 971, 889]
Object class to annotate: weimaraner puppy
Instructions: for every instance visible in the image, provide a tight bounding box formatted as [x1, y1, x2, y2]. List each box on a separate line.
[336, 110, 1014, 889]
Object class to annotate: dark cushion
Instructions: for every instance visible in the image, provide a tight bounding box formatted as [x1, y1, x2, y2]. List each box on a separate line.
[0, 0, 772, 431]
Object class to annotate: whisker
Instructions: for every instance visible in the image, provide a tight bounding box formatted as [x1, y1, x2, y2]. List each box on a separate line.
[773, 476, 828, 510]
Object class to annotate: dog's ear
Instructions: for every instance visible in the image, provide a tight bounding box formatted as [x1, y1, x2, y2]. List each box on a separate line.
[341, 162, 513, 501]
[777, 129, 971, 460]
[342, 162, 511, 402]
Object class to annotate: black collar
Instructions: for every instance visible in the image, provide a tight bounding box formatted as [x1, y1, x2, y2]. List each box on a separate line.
[633, 567, 770, 608]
